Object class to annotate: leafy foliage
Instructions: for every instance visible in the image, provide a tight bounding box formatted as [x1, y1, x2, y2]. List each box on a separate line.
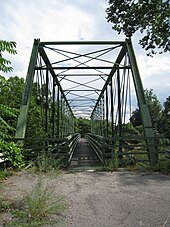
[0, 41, 17, 54]
[0, 104, 18, 137]
[130, 89, 162, 133]
[0, 42, 19, 139]
[160, 96, 170, 137]
[0, 76, 24, 109]
[74, 117, 91, 137]
[0, 41, 24, 170]
[0, 140, 24, 169]
[130, 108, 141, 127]
[106, 0, 170, 55]
[0, 75, 24, 163]
[0, 40, 17, 73]
[122, 122, 141, 135]
[145, 89, 162, 131]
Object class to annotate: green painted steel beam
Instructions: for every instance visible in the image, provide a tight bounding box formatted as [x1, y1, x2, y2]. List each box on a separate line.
[35, 66, 131, 70]
[15, 39, 40, 139]
[57, 74, 108, 77]
[64, 89, 101, 92]
[125, 38, 158, 164]
[40, 41, 126, 45]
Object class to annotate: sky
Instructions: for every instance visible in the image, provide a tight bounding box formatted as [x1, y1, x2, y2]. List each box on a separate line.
[0, 0, 169, 105]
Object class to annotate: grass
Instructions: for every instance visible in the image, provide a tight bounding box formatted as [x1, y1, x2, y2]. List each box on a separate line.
[97, 155, 119, 172]
[0, 159, 66, 226]
[0, 168, 13, 180]
[126, 159, 170, 174]
[147, 160, 170, 174]
[26, 153, 62, 175]
[0, 196, 12, 213]
[7, 178, 67, 226]
[0, 168, 13, 212]
[96, 154, 170, 174]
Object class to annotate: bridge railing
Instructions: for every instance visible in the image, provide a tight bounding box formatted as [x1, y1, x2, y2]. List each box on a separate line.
[66, 133, 81, 164]
[86, 133, 170, 165]
[11, 133, 80, 167]
[86, 134, 106, 164]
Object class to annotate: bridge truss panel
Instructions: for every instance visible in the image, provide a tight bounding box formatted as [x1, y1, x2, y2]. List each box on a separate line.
[15, 39, 158, 164]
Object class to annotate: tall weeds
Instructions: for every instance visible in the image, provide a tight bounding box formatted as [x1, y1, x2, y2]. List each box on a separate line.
[9, 178, 67, 226]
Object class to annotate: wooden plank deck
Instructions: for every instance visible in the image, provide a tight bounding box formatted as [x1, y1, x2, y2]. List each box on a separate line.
[70, 138, 100, 168]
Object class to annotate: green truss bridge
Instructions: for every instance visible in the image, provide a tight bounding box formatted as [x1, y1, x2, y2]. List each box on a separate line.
[15, 39, 169, 168]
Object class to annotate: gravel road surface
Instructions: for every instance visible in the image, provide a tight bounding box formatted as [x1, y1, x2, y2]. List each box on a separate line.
[1, 170, 170, 227]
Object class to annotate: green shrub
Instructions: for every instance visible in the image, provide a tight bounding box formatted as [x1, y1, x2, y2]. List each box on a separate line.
[0, 140, 24, 169]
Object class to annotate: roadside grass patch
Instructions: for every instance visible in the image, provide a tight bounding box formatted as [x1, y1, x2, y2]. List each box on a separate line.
[8, 178, 67, 226]
[26, 153, 62, 176]
[147, 160, 170, 174]
[126, 160, 170, 174]
[0, 196, 13, 213]
[0, 169, 13, 181]
[97, 155, 119, 172]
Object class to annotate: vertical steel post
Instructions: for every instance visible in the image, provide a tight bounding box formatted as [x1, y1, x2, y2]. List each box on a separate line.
[60, 93, 63, 138]
[126, 39, 158, 164]
[93, 113, 96, 134]
[15, 39, 40, 139]
[66, 106, 68, 136]
[52, 76, 55, 137]
[110, 77, 114, 138]
[98, 105, 100, 135]
[102, 96, 105, 137]
[72, 114, 74, 133]
[63, 100, 66, 136]
[99, 100, 102, 136]
[106, 86, 109, 137]
[57, 84, 60, 137]
[117, 69, 123, 157]
[117, 69, 122, 136]
[91, 114, 93, 133]
[45, 69, 49, 135]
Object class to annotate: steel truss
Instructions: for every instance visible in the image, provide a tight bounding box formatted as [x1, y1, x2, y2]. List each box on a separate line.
[15, 39, 158, 164]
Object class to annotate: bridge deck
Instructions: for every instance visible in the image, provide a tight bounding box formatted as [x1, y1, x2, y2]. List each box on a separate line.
[70, 138, 100, 168]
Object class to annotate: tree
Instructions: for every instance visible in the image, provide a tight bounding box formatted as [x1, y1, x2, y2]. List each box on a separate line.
[0, 41, 17, 137]
[130, 108, 141, 127]
[160, 96, 170, 137]
[0, 104, 18, 138]
[0, 40, 17, 72]
[0, 76, 24, 135]
[0, 41, 24, 168]
[106, 0, 170, 55]
[145, 89, 162, 131]
[130, 89, 162, 132]
[74, 118, 91, 137]
[4, 76, 24, 108]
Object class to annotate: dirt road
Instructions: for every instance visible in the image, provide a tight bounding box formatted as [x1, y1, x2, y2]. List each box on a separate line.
[1, 170, 170, 226]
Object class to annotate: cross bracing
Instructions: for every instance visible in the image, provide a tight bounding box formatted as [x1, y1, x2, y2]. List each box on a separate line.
[15, 39, 160, 165]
